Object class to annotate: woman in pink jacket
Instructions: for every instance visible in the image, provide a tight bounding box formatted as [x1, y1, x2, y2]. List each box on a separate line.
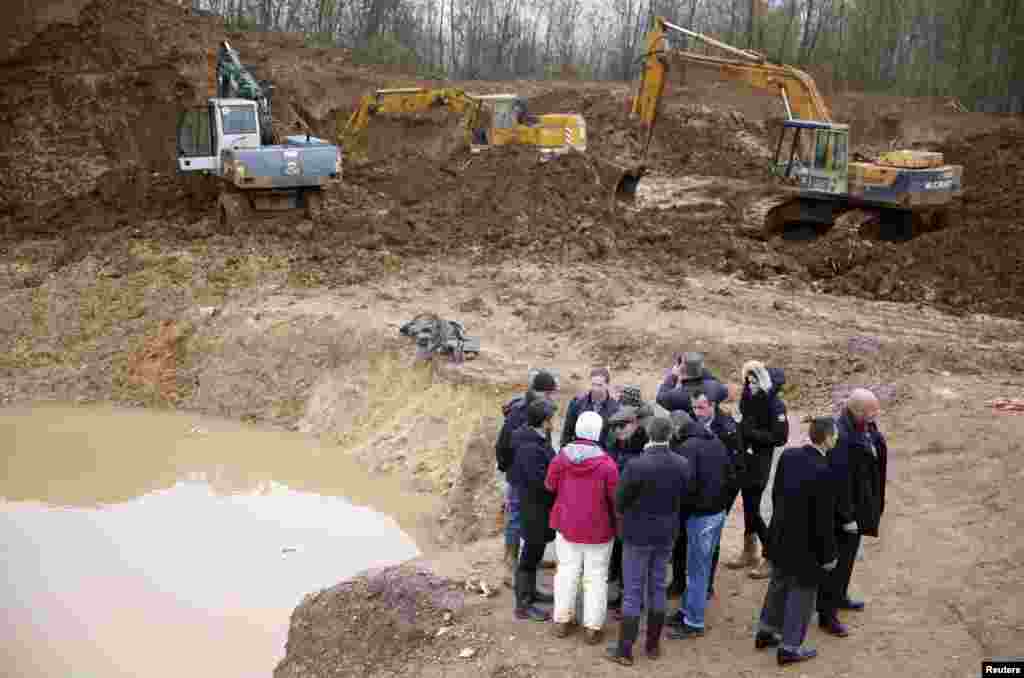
[545, 411, 620, 645]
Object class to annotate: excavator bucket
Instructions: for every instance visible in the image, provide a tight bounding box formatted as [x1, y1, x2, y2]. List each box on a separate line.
[615, 166, 647, 201]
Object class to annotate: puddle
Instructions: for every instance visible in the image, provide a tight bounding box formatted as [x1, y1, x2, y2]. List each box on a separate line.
[0, 403, 436, 678]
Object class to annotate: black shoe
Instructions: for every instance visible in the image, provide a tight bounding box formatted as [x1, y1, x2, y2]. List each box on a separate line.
[645, 611, 666, 659]
[666, 609, 685, 627]
[755, 631, 781, 649]
[818, 615, 850, 637]
[607, 593, 622, 610]
[667, 622, 705, 640]
[605, 615, 640, 666]
[515, 605, 551, 622]
[604, 645, 634, 666]
[777, 647, 818, 665]
[839, 598, 865, 611]
[532, 589, 554, 604]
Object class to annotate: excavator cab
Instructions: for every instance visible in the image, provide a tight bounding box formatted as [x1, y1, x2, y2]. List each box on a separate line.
[771, 120, 849, 196]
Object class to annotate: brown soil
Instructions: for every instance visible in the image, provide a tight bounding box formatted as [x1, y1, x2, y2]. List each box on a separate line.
[2, 2, 1024, 677]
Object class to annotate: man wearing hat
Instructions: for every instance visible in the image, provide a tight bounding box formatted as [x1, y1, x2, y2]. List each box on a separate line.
[603, 386, 655, 610]
[656, 352, 729, 416]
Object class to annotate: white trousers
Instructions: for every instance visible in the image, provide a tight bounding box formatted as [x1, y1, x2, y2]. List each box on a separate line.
[553, 532, 614, 630]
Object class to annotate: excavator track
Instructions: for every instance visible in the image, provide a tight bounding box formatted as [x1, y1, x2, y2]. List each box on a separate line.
[739, 190, 951, 242]
[736, 188, 810, 240]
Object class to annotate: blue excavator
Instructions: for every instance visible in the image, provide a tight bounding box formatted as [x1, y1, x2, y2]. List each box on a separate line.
[175, 41, 342, 229]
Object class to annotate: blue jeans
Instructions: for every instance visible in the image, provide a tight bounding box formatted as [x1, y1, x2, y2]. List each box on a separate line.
[682, 511, 725, 629]
[621, 542, 673, 617]
[504, 481, 522, 547]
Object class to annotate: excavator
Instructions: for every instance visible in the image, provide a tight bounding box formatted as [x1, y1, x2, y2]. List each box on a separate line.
[336, 87, 588, 162]
[176, 41, 342, 228]
[619, 17, 963, 241]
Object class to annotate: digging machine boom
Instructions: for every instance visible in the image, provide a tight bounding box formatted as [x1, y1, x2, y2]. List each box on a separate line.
[214, 40, 276, 145]
[630, 17, 831, 164]
[337, 87, 484, 159]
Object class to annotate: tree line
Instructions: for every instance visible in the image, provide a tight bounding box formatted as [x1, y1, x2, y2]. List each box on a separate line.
[192, 0, 1024, 113]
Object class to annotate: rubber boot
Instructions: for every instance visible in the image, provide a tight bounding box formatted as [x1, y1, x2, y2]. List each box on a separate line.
[605, 615, 640, 666]
[514, 569, 550, 622]
[726, 534, 758, 569]
[645, 611, 666, 660]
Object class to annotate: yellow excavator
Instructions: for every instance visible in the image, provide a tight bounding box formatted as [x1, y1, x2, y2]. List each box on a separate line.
[619, 17, 964, 240]
[336, 87, 588, 162]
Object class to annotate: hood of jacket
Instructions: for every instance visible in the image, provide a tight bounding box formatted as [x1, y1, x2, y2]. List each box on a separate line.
[741, 362, 786, 398]
[560, 441, 608, 474]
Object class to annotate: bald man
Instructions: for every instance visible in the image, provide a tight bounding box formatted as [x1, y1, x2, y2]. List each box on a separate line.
[817, 389, 888, 637]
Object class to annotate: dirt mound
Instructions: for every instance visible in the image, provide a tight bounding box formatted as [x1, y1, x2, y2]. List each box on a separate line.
[0, 0, 222, 221]
[526, 88, 776, 180]
[274, 564, 468, 678]
[776, 126, 1024, 317]
[340, 146, 620, 261]
[436, 416, 503, 546]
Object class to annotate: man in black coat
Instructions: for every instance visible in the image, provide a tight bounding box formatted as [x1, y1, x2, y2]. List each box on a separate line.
[495, 369, 559, 580]
[508, 398, 559, 621]
[667, 390, 737, 640]
[606, 417, 695, 666]
[603, 404, 649, 609]
[817, 388, 888, 636]
[754, 417, 838, 666]
[727, 361, 789, 579]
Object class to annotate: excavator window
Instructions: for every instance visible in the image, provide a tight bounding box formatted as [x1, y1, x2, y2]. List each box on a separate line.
[221, 105, 258, 134]
[814, 130, 832, 170]
[832, 132, 848, 169]
[177, 109, 214, 157]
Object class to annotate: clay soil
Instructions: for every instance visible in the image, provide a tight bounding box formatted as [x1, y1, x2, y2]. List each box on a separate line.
[2, 1, 1023, 677]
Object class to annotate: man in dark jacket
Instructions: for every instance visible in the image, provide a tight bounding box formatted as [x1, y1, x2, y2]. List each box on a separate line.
[727, 361, 790, 579]
[656, 352, 729, 416]
[508, 398, 559, 621]
[668, 403, 738, 600]
[606, 417, 695, 666]
[603, 403, 649, 607]
[496, 369, 559, 580]
[755, 417, 838, 666]
[560, 366, 620, 449]
[817, 388, 887, 636]
[667, 391, 736, 639]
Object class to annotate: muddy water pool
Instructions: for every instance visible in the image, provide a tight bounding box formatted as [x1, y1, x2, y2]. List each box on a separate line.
[0, 403, 435, 677]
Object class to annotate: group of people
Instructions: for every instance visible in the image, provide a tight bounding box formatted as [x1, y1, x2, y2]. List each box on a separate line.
[494, 353, 888, 667]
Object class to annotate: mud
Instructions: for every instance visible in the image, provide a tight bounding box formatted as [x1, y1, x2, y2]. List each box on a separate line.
[0, 403, 430, 678]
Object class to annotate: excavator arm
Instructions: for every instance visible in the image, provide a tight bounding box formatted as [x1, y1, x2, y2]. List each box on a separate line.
[215, 41, 276, 145]
[628, 17, 832, 171]
[337, 87, 483, 160]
